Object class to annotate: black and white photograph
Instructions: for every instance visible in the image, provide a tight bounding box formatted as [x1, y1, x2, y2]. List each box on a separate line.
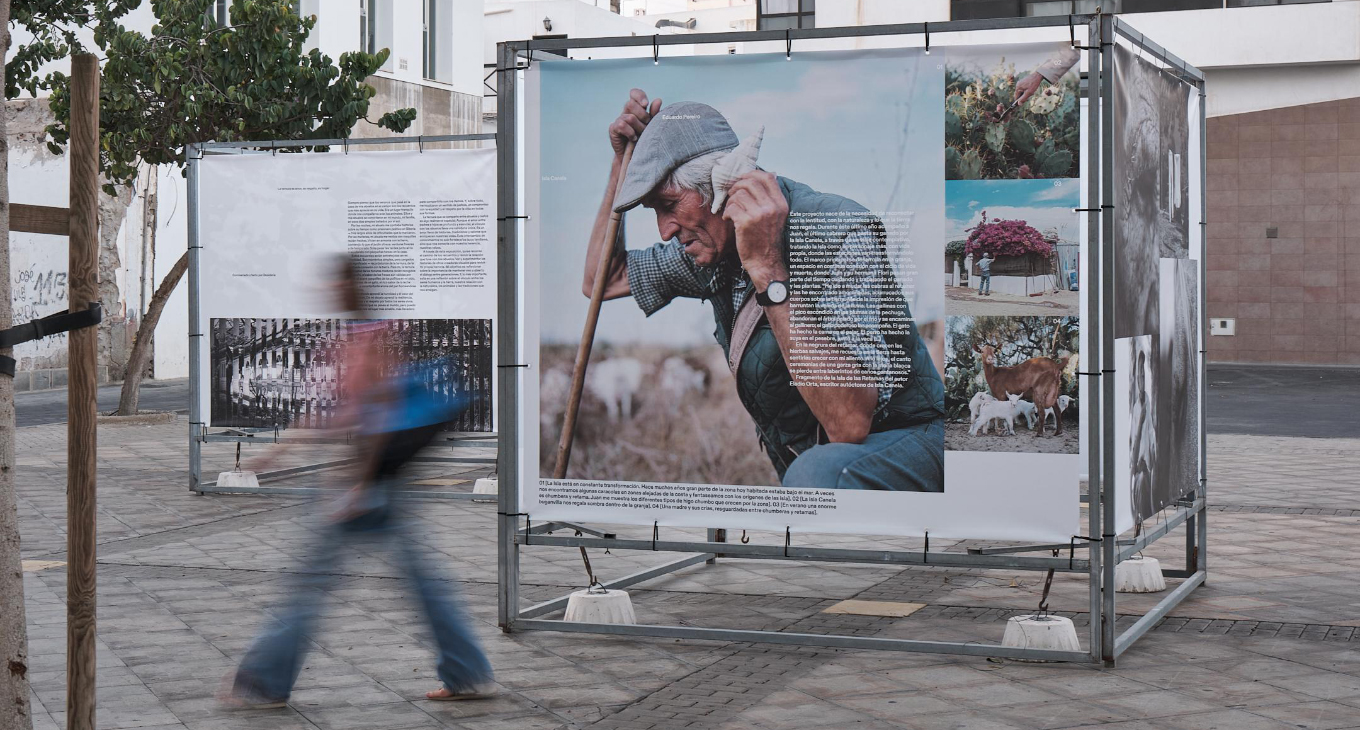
[1157, 258, 1200, 510]
[1113, 44, 1192, 339]
[210, 318, 493, 432]
[1127, 334, 1159, 526]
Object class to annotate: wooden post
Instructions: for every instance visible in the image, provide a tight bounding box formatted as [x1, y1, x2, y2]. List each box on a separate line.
[66, 52, 100, 730]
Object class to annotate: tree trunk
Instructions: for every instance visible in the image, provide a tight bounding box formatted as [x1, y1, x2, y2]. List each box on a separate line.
[116, 251, 187, 416]
[0, 0, 37, 726]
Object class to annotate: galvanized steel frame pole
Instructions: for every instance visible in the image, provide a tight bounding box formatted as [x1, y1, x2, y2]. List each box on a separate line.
[496, 40, 522, 631]
[1099, 12, 1119, 666]
[495, 12, 1206, 664]
[185, 134, 497, 498]
[1083, 14, 1105, 662]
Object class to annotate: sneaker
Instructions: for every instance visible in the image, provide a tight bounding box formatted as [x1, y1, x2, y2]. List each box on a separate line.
[426, 684, 498, 701]
[218, 673, 287, 710]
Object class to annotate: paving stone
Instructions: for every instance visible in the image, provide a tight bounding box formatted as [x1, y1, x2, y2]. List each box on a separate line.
[19, 420, 1360, 730]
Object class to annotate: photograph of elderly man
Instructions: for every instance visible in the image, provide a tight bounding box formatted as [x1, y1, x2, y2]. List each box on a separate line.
[534, 49, 953, 492]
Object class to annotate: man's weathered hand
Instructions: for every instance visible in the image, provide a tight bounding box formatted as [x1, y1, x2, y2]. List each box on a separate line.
[1014, 71, 1044, 105]
[722, 171, 790, 289]
[609, 89, 662, 156]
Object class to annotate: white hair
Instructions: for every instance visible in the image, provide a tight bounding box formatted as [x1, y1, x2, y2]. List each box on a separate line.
[657, 149, 726, 208]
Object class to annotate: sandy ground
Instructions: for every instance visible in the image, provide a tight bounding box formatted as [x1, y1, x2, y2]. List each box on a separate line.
[945, 418, 1080, 454]
[945, 285, 1079, 317]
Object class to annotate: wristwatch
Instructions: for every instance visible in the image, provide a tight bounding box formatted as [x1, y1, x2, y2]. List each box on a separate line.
[755, 280, 789, 306]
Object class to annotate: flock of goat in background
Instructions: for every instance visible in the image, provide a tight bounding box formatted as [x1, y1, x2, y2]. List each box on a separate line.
[966, 344, 1075, 437]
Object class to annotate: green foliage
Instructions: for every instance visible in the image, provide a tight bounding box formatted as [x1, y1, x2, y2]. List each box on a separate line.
[944, 59, 1080, 180]
[7, 1, 142, 98]
[943, 316, 1079, 422]
[945, 239, 967, 260]
[37, 0, 417, 195]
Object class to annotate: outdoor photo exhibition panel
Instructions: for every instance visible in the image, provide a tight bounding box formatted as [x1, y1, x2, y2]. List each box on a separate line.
[188, 139, 498, 494]
[493, 14, 1208, 664]
[521, 42, 1084, 544]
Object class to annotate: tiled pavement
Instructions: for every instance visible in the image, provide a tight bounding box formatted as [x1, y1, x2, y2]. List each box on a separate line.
[14, 418, 1360, 730]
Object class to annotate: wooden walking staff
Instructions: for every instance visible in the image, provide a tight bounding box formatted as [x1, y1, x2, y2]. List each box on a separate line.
[552, 141, 636, 479]
[67, 53, 100, 730]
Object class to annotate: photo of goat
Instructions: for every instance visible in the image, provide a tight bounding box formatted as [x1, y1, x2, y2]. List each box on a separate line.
[538, 344, 778, 486]
[945, 315, 1079, 454]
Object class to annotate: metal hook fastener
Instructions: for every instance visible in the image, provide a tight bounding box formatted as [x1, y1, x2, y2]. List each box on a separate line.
[418, 136, 424, 153]
[342, 136, 349, 155]
[652, 520, 659, 550]
[785, 29, 792, 60]
[653, 35, 660, 65]
[923, 22, 930, 55]
[784, 527, 791, 557]
[740, 530, 750, 544]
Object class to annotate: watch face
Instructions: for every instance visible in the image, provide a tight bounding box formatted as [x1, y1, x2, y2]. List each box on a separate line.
[766, 281, 789, 304]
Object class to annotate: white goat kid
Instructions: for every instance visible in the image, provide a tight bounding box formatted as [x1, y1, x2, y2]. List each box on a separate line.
[970, 393, 1023, 436]
[587, 358, 645, 422]
[1016, 399, 1039, 430]
[968, 391, 996, 430]
[1044, 395, 1074, 427]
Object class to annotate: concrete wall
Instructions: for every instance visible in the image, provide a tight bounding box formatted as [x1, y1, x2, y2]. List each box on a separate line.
[5, 99, 147, 390]
[1205, 98, 1360, 366]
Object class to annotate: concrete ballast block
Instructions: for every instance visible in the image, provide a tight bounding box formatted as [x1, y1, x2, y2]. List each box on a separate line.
[472, 477, 498, 503]
[564, 589, 636, 625]
[1115, 556, 1167, 593]
[216, 470, 260, 489]
[1001, 615, 1081, 661]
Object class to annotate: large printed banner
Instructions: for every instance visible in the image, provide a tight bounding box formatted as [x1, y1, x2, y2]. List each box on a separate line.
[1112, 45, 1202, 534]
[522, 45, 1085, 541]
[198, 149, 497, 432]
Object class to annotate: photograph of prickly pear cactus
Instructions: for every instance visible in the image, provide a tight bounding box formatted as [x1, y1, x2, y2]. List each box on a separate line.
[945, 45, 1081, 180]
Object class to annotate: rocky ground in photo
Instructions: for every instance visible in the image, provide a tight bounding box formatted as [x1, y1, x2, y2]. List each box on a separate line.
[945, 419, 1081, 454]
[14, 368, 1360, 730]
[946, 286, 1079, 317]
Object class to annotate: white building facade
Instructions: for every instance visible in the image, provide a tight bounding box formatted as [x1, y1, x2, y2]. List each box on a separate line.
[5, 1, 485, 388]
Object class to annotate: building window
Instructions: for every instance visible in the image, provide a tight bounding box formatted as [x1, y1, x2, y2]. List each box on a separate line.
[757, 0, 814, 31]
[359, 0, 393, 70]
[1025, 0, 1103, 15]
[205, 0, 227, 27]
[360, 0, 376, 54]
[423, 0, 438, 81]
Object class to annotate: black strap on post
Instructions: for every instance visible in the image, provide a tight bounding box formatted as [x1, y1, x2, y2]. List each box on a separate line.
[0, 303, 103, 377]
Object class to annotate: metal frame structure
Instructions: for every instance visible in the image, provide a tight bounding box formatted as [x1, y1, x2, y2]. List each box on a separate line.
[495, 14, 1208, 665]
[186, 134, 500, 499]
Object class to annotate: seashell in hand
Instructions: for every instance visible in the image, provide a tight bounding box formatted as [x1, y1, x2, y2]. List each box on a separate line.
[710, 126, 764, 214]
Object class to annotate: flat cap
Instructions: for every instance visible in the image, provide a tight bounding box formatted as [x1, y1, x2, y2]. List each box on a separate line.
[613, 101, 739, 213]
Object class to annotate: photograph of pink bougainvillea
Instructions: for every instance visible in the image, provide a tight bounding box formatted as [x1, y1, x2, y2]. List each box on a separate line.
[945, 179, 1079, 317]
[945, 43, 1081, 180]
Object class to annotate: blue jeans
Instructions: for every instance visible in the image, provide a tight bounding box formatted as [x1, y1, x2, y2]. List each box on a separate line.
[782, 419, 944, 491]
[978, 275, 991, 294]
[234, 488, 493, 700]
